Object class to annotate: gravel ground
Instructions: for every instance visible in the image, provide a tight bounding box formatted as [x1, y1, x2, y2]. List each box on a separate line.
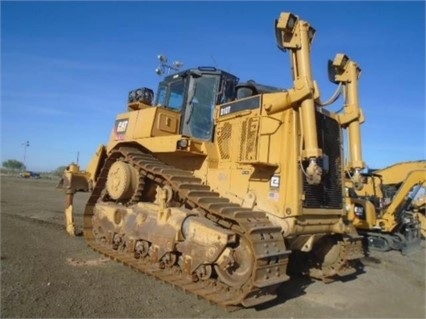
[1, 176, 425, 318]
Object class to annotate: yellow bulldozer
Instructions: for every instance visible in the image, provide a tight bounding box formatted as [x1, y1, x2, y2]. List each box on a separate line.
[58, 11, 365, 308]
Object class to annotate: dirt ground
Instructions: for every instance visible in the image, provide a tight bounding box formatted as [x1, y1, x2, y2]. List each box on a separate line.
[1, 175, 425, 318]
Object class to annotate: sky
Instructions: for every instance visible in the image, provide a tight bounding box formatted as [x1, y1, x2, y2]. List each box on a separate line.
[1, 1, 425, 172]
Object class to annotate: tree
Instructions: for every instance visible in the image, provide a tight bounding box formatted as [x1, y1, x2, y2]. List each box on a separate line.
[2, 159, 25, 171]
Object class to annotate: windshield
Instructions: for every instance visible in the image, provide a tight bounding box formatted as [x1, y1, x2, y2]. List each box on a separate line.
[154, 68, 238, 141]
[155, 79, 185, 111]
[182, 75, 219, 140]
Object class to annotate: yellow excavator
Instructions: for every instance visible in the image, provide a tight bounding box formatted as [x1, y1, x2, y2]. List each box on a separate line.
[57, 11, 365, 309]
[346, 161, 425, 254]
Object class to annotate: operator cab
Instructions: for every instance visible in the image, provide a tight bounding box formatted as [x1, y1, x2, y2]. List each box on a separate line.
[155, 67, 239, 141]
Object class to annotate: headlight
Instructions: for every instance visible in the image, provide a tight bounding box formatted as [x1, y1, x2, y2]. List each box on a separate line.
[128, 87, 154, 105]
[354, 205, 364, 217]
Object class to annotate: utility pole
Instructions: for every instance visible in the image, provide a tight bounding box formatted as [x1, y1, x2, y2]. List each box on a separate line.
[22, 140, 30, 170]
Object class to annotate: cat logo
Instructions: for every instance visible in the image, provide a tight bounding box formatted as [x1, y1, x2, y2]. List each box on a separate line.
[114, 119, 129, 140]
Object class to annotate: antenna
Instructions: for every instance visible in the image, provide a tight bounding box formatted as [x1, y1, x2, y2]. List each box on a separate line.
[210, 55, 218, 67]
[155, 54, 184, 76]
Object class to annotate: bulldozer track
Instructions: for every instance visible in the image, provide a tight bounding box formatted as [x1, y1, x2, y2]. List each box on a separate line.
[83, 146, 290, 308]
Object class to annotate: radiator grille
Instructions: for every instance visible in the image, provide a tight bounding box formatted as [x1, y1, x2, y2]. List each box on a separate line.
[217, 122, 232, 160]
[239, 118, 259, 162]
[303, 112, 343, 209]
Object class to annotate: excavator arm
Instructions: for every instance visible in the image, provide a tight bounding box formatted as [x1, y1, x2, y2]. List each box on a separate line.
[379, 170, 426, 232]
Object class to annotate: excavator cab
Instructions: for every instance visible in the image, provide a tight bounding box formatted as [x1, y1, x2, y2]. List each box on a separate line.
[154, 67, 238, 141]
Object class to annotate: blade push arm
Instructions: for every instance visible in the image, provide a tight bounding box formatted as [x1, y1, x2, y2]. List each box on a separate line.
[329, 54, 366, 186]
[271, 12, 322, 184]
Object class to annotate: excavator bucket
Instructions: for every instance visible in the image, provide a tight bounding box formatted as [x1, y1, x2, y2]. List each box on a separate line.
[399, 238, 422, 256]
[398, 226, 422, 256]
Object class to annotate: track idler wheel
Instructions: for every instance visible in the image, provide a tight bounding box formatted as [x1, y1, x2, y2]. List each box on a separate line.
[106, 160, 139, 202]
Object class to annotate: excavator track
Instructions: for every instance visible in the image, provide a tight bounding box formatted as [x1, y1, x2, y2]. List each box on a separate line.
[83, 146, 290, 309]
